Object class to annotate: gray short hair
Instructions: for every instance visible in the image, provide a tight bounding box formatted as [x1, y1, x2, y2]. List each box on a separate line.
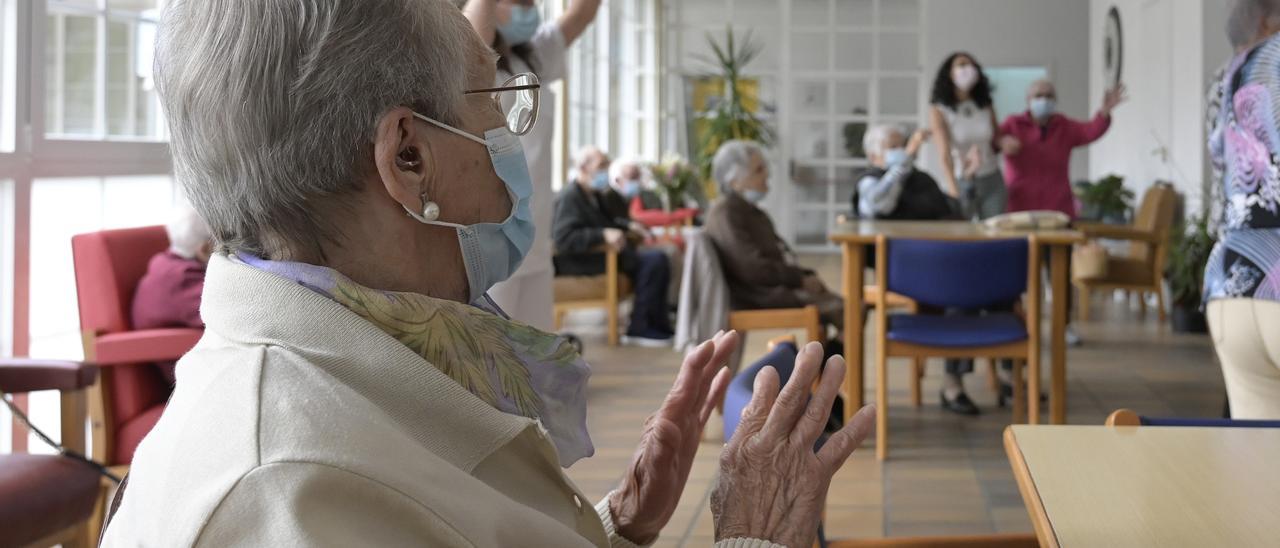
[862, 124, 905, 158]
[155, 0, 472, 259]
[608, 156, 645, 183]
[572, 145, 603, 171]
[711, 140, 765, 194]
[166, 205, 212, 260]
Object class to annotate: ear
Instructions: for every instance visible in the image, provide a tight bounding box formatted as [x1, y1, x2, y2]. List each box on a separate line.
[373, 106, 431, 214]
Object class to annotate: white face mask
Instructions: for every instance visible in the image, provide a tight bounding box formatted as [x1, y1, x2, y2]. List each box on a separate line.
[952, 64, 979, 92]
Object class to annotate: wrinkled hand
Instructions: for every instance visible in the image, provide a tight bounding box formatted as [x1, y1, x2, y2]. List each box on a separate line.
[999, 135, 1022, 156]
[1101, 83, 1128, 116]
[603, 227, 627, 252]
[712, 342, 876, 548]
[609, 331, 740, 545]
[628, 222, 653, 241]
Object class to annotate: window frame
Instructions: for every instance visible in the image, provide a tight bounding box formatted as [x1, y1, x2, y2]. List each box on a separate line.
[2, 1, 174, 451]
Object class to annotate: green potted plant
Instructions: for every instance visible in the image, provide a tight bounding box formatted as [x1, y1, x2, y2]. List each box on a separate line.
[1165, 215, 1216, 333]
[1074, 174, 1135, 223]
[692, 27, 775, 200]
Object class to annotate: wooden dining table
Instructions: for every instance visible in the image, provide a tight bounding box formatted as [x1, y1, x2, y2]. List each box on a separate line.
[1004, 425, 1280, 547]
[830, 220, 1083, 424]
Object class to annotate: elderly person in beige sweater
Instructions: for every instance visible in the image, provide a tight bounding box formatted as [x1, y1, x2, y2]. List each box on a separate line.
[100, 1, 875, 547]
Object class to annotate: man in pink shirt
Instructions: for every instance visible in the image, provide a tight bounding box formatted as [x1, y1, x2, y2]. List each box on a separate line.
[999, 79, 1127, 216]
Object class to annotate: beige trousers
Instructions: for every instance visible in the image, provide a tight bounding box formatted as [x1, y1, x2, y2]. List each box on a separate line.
[1208, 299, 1280, 419]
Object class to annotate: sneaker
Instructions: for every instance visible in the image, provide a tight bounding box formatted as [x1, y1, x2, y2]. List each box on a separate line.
[1065, 326, 1082, 347]
[622, 329, 674, 348]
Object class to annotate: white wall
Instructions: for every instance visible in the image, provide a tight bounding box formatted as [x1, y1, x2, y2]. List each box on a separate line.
[1088, 0, 1228, 218]
[921, 0, 1093, 181]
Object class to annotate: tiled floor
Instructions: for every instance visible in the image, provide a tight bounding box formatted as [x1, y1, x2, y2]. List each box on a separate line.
[561, 254, 1223, 546]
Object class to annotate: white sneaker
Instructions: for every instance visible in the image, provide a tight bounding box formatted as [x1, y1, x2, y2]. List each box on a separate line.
[1065, 327, 1082, 347]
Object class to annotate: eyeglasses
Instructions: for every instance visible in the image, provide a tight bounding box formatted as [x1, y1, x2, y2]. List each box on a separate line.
[412, 72, 541, 147]
[466, 72, 541, 136]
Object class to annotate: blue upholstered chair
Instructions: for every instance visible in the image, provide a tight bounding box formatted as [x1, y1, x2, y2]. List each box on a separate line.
[872, 236, 1041, 460]
[1106, 409, 1280, 428]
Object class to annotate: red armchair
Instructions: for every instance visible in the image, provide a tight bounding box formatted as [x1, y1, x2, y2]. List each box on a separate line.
[0, 359, 101, 548]
[70, 226, 203, 538]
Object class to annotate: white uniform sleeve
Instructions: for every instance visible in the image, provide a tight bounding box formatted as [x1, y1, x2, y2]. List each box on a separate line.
[530, 21, 568, 83]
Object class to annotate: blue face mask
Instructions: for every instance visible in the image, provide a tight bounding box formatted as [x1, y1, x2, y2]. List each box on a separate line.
[622, 179, 642, 198]
[742, 189, 768, 204]
[1030, 97, 1056, 120]
[498, 5, 542, 46]
[407, 113, 535, 303]
[590, 170, 610, 190]
[884, 148, 910, 168]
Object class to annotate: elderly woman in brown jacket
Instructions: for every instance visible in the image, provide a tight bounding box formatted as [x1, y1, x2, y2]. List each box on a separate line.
[704, 140, 845, 339]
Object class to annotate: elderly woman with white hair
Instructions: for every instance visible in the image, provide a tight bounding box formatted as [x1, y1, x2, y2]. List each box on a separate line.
[100, 1, 875, 547]
[854, 124, 957, 220]
[704, 140, 845, 344]
[130, 205, 213, 385]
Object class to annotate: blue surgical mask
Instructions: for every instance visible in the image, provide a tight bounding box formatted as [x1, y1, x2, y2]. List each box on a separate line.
[1030, 97, 1056, 120]
[742, 189, 768, 204]
[884, 148, 910, 168]
[498, 5, 542, 46]
[408, 113, 535, 303]
[622, 179, 642, 198]
[590, 170, 610, 190]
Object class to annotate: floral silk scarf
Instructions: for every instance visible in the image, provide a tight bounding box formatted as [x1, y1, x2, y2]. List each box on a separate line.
[237, 253, 593, 466]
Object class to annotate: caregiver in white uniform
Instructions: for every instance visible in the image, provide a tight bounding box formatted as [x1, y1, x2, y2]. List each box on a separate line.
[464, 0, 601, 330]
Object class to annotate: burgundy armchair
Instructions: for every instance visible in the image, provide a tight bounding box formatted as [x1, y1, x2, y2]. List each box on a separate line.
[0, 359, 100, 548]
[70, 226, 203, 539]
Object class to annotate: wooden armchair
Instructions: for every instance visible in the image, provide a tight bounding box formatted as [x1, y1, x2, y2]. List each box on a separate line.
[553, 247, 633, 346]
[1074, 183, 1177, 322]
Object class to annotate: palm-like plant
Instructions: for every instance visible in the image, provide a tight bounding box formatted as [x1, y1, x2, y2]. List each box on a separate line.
[691, 27, 775, 194]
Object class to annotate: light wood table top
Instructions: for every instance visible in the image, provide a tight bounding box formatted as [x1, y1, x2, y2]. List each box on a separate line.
[1004, 425, 1280, 547]
[830, 219, 1084, 245]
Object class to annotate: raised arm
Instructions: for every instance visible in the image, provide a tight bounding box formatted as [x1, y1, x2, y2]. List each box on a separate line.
[557, 0, 602, 46]
[929, 105, 960, 197]
[462, 0, 497, 47]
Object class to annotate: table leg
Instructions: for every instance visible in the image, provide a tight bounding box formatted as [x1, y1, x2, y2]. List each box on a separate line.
[1028, 241, 1042, 425]
[1050, 244, 1069, 424]
[842, 242, 865, 421]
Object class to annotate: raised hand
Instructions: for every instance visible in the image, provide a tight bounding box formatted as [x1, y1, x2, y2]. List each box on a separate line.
[1101, 83, 1128, 116]
[608, 331, 739, 545]
[711, 342, 877, 548]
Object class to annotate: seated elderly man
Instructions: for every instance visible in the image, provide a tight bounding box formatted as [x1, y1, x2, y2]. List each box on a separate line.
[854, 125, 959, 220]
[130, 205, 212, 385]
[704, 140, 845, 346]
[554, 146, 673, 345]
[102, 1, 876, 546]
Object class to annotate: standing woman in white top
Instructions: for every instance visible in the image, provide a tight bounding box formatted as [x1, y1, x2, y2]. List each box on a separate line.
[462, 0, 601, 330]
[928, 52, 1008, 221]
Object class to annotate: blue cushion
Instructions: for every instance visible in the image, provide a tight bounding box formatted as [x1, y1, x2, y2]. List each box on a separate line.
[723, 342, 799, 443]
[887, 314, 1027, 348]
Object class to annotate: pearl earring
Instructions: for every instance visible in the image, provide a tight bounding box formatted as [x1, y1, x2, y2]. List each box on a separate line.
[404, 191, 440, 223]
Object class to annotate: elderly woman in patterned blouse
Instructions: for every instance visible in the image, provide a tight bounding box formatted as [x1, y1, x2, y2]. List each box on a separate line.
[1205, 0, 1280, 419]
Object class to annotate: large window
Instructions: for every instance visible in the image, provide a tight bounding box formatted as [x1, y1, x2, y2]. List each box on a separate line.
[663, 0, 924, 251]
[44, 0, 164, 140]
[2, 1, 174, 453]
